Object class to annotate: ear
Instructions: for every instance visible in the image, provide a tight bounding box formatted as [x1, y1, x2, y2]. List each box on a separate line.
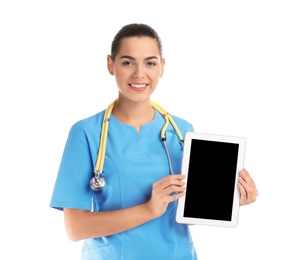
[107, 55, 114, 75]
[160, 58, 165, 78]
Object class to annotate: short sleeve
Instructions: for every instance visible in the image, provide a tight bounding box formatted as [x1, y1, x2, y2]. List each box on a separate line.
[49, 124, 94, 211]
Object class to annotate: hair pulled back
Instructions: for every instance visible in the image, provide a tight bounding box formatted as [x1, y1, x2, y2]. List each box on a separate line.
[110, 23, 163, 61]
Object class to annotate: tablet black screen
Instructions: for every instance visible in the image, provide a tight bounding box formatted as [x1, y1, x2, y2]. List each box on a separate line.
[183, 139, 239, 221]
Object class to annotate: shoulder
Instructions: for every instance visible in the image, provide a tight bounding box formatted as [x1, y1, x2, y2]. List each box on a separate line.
[63, 110, 106, 143]
[170, 114, 194, 132]
[70, 110, 105, 133]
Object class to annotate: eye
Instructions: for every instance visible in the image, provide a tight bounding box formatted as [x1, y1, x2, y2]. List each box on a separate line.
[122, 60, 133, 66]
[146, 61, 157, 66]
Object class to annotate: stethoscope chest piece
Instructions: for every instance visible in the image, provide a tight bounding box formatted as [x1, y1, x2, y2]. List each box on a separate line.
[90, 174, 106, 191]
[90, 99, 184, 190]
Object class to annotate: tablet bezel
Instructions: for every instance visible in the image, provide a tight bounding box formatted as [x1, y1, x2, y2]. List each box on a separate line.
[176, 132, 246, 227]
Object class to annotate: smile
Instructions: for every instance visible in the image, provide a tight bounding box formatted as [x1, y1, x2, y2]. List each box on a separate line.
[129, 84, 148, 90]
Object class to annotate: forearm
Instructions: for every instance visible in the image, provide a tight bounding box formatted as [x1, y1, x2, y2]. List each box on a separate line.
[64, 203, 155, 241]
[64, 174, 185, 242]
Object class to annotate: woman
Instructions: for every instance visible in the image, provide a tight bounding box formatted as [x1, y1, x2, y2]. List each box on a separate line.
[50, 23, 258, 259]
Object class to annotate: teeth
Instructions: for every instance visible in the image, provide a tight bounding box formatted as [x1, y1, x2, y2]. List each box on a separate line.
[131, 84, 146, 88]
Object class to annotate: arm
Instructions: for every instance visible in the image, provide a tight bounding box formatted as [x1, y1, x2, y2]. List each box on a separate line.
[238, 168, 259, 205]
[64, 174, 186, 241]
[64, 204, 153, 242]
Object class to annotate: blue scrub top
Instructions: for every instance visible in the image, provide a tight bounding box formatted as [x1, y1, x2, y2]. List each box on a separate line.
[50, 109, 198, 260]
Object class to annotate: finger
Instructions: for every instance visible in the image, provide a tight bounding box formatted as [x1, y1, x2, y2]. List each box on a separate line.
[238, 176, 258, 205]
[239, 169, 258, 192]
[165, 183, 185, 195]
[237, 180, 247, 205]
[158, 174, 186, 184]
[151, 176, 185, 199]
[239, 169, 258, 195]
[154, 180, 185, 198]
[155, 175, 186, 189]
[165, 190, 185, 203]
[239, 169, 255, 186]
[149, 183, 185, 211]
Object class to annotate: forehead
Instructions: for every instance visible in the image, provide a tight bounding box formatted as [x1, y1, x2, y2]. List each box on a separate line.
[117, 37, 160, 59]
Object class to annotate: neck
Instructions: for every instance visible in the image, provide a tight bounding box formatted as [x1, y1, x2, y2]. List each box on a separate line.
[112, 98, 155, 132]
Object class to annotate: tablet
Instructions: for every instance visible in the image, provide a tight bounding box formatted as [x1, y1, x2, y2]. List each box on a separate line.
[176, 132, 246, 227]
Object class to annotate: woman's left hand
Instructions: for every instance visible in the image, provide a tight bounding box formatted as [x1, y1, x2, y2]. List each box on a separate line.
[238, 168, 259, 205]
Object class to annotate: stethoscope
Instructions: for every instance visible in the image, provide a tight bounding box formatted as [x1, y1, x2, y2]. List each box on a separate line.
[90, 99, 184, 191]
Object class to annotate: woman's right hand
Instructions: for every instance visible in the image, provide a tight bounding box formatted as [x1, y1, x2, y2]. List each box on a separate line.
[146, 174, 186, 218]
[64, 174, 186, 241]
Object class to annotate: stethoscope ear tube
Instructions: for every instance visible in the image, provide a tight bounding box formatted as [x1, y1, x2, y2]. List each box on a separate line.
[95, 100, 116, 173]
[150, 101, 184, 142]
[90, 99, 184, 190]
[90, 100, 116, 191]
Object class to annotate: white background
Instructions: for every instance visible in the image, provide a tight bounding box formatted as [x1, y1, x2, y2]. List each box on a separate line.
[1, 1, 295, 259]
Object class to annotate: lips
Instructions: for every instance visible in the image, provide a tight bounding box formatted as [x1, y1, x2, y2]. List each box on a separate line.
[129, 83, 148, 91]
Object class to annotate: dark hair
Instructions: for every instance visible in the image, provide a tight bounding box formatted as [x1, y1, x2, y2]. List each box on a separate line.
[110, 23, 163, 61]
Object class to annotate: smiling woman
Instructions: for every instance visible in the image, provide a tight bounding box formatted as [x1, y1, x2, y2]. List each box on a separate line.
[107, 37, 165, 109]
[49, 23, 198, 259]
[49, 23, 258, 260]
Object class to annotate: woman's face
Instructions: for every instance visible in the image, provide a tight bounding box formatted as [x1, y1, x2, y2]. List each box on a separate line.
[107, 36, 165, 104]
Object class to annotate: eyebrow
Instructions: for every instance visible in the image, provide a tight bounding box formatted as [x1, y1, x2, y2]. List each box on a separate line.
[119, 55, 159, 61]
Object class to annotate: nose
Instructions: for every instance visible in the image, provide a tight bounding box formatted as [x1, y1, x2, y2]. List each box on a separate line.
[132, 64, 144, 78]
